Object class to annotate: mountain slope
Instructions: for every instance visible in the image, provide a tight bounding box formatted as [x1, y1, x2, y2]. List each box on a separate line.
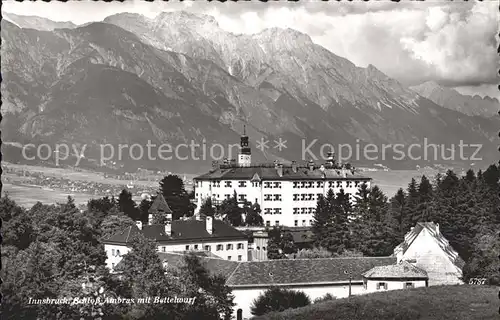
[3, 12, 77, 30]
[2, 13, 499, 172]
[411, 81, 499, 117]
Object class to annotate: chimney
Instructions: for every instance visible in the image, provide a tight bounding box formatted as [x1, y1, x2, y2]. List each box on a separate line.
[136, 221, 143, 230]
[212, 160, 220, 170]
[206, 216, 213, 235]
[223, 157, 229, 166]
[277, 164, 283, 177]
[291, 161, 298, 173]
[164, 213, 172, 236]
[274, 160, 279, 169]
[308, 160, 314, 171]
[326, 151, 335, 167]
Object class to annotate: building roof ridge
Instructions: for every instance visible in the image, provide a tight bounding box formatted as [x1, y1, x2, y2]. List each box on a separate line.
[226, 261, 243, 285]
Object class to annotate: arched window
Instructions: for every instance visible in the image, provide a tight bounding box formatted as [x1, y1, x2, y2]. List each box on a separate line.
[116, 250, 121, 257]
[237, 309, 243, 320]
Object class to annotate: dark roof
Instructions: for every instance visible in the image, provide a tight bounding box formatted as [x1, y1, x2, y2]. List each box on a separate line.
[103, 219, 247, 244]
[194, 166, 371, 181]
[148, 193, 172, 214]
[225, 257, 396, 286]
[158, 252, 240, 279]
[116, 253, 396, 288]
[362, 261, 428, 279]
[394, 222, 465, 270]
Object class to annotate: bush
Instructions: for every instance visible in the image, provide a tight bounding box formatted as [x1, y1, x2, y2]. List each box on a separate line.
[313, 293, 335, 304]
[250, 287, 311, 316]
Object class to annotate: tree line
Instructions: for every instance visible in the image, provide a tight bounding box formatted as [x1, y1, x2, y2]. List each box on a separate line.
[0, 174, 235, 320]
[263, 164, 500, 285]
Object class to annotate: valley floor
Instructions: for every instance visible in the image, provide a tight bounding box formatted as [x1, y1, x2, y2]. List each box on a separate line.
[2, 163, 439, 209]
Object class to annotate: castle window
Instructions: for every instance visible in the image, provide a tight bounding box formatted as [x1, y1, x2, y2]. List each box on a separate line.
[302, 220, 306, 226]
[293, 182, 299, 188]
[161, 247, 165, 252]
[336, 181, 342, 188]
[275, 221, 279, 226]
[216, 244, 223, 251]
[264, 194, 272, 201]
[405, 282, 414, 289]
[226, 244, 233, 250]
[293, 194, 299, 201]
[238, 255, 242, 261]
[273, 182, 281, 188]
[194, 245, 199, 250]
[264, 208, 272, 214]
[273, 208, 281, 214]
[317, 181, 323, 188]
[238, 181, 246, 187]
[264, 182, 272, 188]
[225, 181, 232, 188]
[227, 256, 232, 260]
[293, 208, 299, 214]
[237, 243, 244, 249]
[185, 245, 190, 251]
[266, 221, 271, 226]
[317, 193, 322, 199]
[294, 220, 298, 226]
[273, 194, 282, 201]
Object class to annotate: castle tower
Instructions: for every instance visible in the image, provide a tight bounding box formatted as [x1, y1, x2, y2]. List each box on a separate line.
[238, 125, 251, 167]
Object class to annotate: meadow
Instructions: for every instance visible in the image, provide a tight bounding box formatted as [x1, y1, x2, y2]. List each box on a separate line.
[253, 285, 499, 320]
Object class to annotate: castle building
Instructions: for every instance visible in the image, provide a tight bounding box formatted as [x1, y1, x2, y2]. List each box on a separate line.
[193, 131, 372, 228]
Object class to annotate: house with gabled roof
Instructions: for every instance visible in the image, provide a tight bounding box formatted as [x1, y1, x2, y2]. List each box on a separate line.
[102, 194, 250, 270]
[362, 261, 428, 291]
[393, 222, 465, 286]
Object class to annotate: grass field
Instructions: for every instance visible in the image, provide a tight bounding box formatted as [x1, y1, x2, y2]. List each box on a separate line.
[253, 285, 498, 320]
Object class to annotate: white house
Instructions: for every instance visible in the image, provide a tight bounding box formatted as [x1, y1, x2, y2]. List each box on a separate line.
[393, 222, 465, 286]
[158, 254, 403, 320]
[193, 132, 371, 228]
[102, 194, 249, 271]
[362, 261, 428, 291]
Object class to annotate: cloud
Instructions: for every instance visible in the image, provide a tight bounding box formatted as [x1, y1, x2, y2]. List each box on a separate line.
[400, 2, 499, 86]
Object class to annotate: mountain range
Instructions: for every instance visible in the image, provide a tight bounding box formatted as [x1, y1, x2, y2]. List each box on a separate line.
[410, 81, 499, 117]
[1, 11, 498, 173]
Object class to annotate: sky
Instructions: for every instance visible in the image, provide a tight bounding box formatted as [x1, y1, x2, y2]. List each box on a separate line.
[3, 0, 499, 99]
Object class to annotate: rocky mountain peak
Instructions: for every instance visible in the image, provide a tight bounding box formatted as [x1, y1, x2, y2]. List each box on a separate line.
[254, 27, 312, 44]
[155, 11, 219, 28]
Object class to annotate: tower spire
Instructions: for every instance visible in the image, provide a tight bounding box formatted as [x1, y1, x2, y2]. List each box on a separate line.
[238, 124, 251, 167]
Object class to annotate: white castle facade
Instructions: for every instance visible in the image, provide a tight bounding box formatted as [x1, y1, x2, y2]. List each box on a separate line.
[193, 130, 371, 228]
